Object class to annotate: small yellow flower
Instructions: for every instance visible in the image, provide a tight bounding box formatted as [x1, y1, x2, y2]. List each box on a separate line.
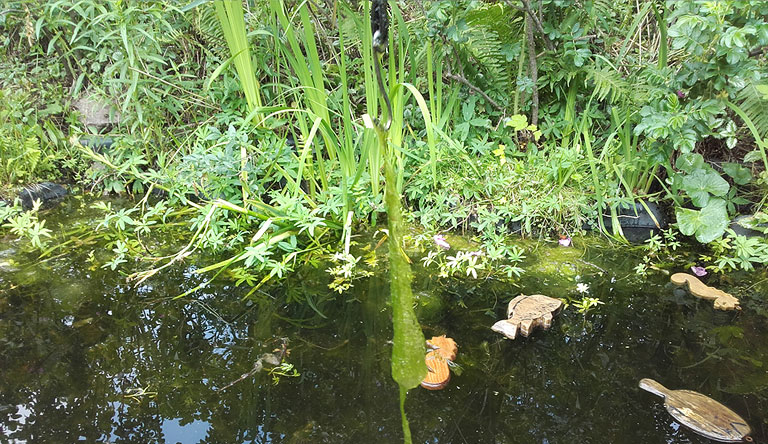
[493, 145, 507, 166]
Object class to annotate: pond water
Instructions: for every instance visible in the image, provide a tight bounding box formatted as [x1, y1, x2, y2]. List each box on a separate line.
[1, 198, 767, 443]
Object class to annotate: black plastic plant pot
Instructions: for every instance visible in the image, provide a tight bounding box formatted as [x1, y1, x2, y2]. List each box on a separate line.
[603, 200, 668, 243]
[79, 136, 114, 152]
[17, 182, 69, 209]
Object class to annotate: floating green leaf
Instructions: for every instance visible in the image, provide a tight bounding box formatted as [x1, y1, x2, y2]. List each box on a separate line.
[383, 146, 426, 392]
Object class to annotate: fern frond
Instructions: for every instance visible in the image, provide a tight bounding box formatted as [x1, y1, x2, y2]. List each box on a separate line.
[585, 65, 629, 103]
[188, 2, 228, 58]
[465, 4, 522, 46]
[735, 81, 768, 139]
[460, 4, 524, 97]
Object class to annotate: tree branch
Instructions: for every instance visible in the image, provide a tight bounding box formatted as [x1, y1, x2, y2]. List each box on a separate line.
[505, 0, 554, 51]
[525, 12, 539, 124]
[749, 45, 767, 58]
[444, 71, 504, 111]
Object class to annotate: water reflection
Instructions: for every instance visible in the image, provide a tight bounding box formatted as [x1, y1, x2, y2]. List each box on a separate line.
[0, 201, 766, 443]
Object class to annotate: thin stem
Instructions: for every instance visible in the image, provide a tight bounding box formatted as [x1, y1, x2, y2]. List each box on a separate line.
[374, 51, 392, 131]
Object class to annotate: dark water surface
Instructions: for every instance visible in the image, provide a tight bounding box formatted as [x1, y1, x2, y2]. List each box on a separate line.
[1, 198, 767, 443]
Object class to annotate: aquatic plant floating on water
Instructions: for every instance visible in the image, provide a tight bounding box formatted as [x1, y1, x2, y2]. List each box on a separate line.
[369, 1, 426, 442]
[576, 282, 589, 294]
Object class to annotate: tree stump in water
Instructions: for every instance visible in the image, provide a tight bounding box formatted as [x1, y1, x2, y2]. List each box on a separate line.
[491, 294, 563, 340]
[670, 273, 740, 311]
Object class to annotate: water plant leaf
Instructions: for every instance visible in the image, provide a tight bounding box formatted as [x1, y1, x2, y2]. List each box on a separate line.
[676, 198, 728, 243]
[681, 169, 729, 207]
[384, 153, 427, 392]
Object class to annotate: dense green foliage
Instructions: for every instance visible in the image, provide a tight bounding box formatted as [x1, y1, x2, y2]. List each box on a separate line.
[2, 0, 768, 279]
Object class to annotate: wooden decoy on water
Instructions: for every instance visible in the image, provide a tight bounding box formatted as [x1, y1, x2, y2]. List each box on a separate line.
[639, 378, 752, 443]
[670, 273, 740, 310]
[491, 294, 563, 340]
[421, 336, 457, 390]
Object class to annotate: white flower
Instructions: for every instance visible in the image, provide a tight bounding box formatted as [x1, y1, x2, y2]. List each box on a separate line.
[576, 283, 589, 294]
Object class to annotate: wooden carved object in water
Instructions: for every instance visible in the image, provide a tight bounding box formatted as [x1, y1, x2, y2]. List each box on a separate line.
[421, 335, 458, 390]
[671, 273, 740, 311]
[491, 294, 563, 340]
[639, 378, 752, 443]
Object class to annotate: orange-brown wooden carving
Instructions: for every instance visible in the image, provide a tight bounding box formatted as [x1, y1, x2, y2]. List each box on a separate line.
[421, 336, 458, 390]
[671, 273, 740, 311]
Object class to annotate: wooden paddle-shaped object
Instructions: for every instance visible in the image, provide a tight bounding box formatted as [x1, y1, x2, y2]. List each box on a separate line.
[639, 378, 752, 443]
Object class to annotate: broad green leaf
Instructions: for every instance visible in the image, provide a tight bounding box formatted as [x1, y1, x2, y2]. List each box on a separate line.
[697, 199, 729, 243]
[676, 198, 728, 243]
[506, 114, 529, 132]
[722, 162, 751, 185]
[676, 153, 704, 173]
[676, 207, 700, 237]
[682, 169, 729, 207]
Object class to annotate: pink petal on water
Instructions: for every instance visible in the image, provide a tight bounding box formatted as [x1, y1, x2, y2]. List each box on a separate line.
[433, 234, 450, 250]
[691, 266, 707, 277]
[558, 236, 571, 247]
